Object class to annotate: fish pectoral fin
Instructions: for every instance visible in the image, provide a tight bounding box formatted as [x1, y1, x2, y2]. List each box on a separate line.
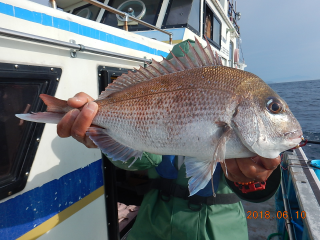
[86, 127, 143, 165]
[185, 125, 233, 196]
[213, 125, 233, 172]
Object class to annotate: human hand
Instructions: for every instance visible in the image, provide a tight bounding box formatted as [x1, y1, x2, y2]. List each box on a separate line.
[57, 92, 98, 148]
[221, 156, 281, 183]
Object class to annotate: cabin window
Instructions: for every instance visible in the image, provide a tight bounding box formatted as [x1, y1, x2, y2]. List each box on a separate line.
[60, 0, 105, 21]
[102, 0, 162, 31]
[163, 0, 200, 34]
[204, 3, 221, 50]
[165, 0, 192, 26]
[187, 0, 201, 33]
[0, 63, 60, 201]
[72, 4, 102, 21]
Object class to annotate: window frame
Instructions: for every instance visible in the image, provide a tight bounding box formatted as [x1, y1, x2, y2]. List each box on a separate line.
[162, 0, 201, 36]
[0, 63, 61, 201]
[101, 0, 163, 32]
[203, 2, 222, 50]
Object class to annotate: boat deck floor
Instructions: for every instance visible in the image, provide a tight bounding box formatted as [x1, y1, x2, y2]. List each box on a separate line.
[122, 196, 280, 240]
[242, 196, 279, 240]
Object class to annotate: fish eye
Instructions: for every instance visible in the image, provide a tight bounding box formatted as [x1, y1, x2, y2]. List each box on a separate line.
[266, 97, 283, 114]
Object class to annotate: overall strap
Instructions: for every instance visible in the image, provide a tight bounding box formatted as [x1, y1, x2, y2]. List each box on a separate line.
[155, 155, 178, 179]
[152, 156, 223, 197]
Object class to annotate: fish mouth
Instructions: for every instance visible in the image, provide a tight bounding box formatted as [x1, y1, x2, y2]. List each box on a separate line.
[284, 129, 303, 142]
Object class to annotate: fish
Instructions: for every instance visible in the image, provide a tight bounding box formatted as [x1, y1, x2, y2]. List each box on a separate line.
[16, 38, 303, 196]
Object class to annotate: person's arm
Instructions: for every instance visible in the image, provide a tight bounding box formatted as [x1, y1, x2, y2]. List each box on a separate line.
[221, 156, 281, 202]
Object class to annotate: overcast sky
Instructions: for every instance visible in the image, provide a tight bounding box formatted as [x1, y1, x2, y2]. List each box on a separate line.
[236, 0, 320, 83]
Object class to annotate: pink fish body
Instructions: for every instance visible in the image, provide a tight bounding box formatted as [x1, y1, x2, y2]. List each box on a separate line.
[16, 39, 302, 195]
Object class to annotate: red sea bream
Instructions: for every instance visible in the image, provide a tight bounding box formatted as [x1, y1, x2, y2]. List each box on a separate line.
[16, 38, 303, 195]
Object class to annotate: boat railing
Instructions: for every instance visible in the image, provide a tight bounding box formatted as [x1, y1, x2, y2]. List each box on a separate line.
[82, 0, 173, 45]
[227, 0, 240, 35]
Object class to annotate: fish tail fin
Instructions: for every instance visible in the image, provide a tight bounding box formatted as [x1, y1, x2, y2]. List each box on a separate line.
[15, 112, 65, 124]
[15, 94, 73, 124]
[40, 94, 71, 113]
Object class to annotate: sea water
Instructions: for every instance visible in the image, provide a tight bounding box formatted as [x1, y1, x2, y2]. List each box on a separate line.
[269, 79, 320, 160]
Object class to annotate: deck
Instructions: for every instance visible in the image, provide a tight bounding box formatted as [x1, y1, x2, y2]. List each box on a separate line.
[242, 196, 279, 240]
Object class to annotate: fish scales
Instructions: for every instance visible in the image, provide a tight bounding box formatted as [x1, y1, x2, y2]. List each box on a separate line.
[16, 38, 302, 196]
[97, 66, 259, 105]
[94, 88, 235, 157]
[93, 67, 251, 155]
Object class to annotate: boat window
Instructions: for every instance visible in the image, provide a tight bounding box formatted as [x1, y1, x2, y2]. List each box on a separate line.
[204, 3, 221, 50]
[102, 0, 162, 31]
[57, 0, 105, 21]
[0, 84, 38, 180]
[204, 8, 212, 39]
[213, 17, 221, 44]
[0, 63, 60, 201]
[162, 0, 200, 34]
[71, 1, 104, 21]
[165, 0, 193, 26]
[187, 0, 201, 33]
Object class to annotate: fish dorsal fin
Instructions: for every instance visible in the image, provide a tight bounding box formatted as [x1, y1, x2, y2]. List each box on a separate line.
[98, 38, 223, 100]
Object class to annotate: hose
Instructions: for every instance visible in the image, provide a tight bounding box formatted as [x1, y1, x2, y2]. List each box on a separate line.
[267, 233, 282, 240]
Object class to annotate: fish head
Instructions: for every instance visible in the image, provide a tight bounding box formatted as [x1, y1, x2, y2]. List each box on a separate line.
[232, 76, 303, 158]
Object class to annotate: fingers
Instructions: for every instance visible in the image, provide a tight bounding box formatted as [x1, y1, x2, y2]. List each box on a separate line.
[221, 159, 253, 182]
[57, 92, 98, 148]
[236, 157, 271, 182]
[67, 92, 95, 108]
[259, 156, 281, 171]
[222, 156, 281, 183]
[57, 109, 80, 138]
[71, 101, 98, 147]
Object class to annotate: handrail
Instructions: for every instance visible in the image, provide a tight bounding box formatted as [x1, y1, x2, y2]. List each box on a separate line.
[0, 27, 151, 63]
[82, 0, 173, 44]
[227, 1, 240, 35]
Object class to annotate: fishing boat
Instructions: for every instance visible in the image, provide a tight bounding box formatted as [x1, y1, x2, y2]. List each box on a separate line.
[0, 0, 244, 238]
[2, 0, 318, 240]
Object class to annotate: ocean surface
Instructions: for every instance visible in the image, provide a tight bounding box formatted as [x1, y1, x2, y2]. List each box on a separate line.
[269, 80, 320, 160]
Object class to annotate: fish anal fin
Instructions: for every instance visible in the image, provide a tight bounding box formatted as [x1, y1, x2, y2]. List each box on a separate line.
[86, 127, 143, 163]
